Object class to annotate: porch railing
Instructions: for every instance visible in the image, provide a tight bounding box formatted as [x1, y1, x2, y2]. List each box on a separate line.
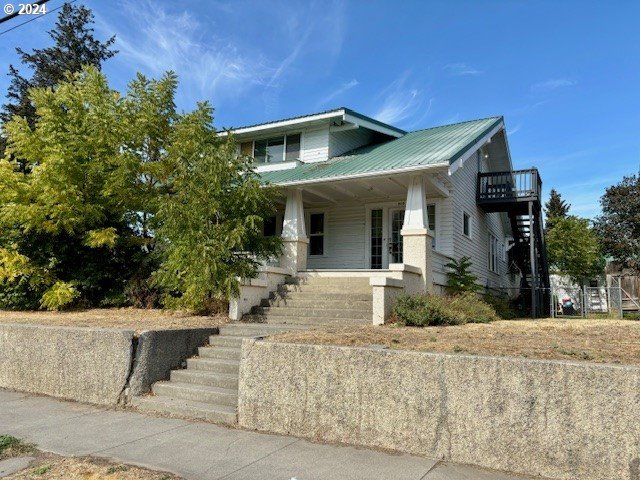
[476, 168, 541, 205]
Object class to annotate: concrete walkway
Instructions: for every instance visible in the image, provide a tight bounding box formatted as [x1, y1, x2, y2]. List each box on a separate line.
[0, 389, 535, 480]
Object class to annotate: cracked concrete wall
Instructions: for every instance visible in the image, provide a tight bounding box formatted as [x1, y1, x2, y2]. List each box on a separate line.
[238, 339, 640, 480]
[128, 327, 218, 396]
[0, 323, 134, 405]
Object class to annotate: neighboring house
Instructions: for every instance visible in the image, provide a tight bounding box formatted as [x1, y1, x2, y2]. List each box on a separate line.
[225, 108, 549, 323]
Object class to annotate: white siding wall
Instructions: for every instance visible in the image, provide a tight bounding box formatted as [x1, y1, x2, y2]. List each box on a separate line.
[300, 128, 330, 163]
[450, 150, 515, 291]
[306, 204, 366, 269]
[329, 128, 375, 157]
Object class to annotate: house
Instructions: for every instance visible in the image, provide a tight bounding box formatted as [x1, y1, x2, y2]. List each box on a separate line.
[225, 108, 550, 324]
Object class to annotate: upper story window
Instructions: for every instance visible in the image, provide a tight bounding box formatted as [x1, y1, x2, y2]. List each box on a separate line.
[463, 211, 472, 238]
[240, 133, 301, 164]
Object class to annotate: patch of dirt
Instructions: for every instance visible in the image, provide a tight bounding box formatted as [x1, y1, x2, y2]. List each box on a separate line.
[269, 319, 640, 365]
[5, 453, 183, 479]
[0, 308, 227, 333]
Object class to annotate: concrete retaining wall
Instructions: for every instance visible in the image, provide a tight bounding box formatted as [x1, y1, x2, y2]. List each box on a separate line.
[0, 323, 218, 405]
[0, 323, 134, 405]
[128, 327, 218, 396]
[238, 340, 640, 480]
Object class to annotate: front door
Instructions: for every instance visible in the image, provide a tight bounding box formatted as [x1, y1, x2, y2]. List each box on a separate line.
[368, 204, 406, 269]
[389, 208, 405, 264]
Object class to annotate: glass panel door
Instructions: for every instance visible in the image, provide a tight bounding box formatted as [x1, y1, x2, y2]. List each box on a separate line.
[370, 209, 383, 269]
[389, 209, 404, 264]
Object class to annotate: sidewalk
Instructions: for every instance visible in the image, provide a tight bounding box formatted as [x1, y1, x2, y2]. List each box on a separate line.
[0, 389, 534, 480]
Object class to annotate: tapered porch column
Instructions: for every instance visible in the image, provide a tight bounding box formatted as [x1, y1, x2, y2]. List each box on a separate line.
[280, 188, 309, 275]
[400, 175, 433, 293]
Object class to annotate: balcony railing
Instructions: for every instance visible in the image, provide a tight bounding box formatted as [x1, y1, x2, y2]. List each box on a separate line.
[477, 168, 541, 205]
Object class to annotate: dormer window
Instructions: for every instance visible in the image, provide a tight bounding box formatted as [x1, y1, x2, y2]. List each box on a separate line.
[240, 133, 301, 164]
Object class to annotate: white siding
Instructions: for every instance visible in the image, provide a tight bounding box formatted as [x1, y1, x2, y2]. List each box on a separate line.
[300, 128, 330, 163]
[306, 204, 366, 269]
[329, 128, 375, 157]
[450, 150, 514, 291]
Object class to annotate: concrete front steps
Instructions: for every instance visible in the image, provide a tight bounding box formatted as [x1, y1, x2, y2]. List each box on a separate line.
[134, 323, 306, 425]
[242, 275, 373, 325]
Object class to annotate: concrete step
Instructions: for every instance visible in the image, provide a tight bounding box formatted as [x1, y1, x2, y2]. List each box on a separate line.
[170, 370, 239, 389]
[198, 346, 241, 361]
[286, 277, 371, 287]
[279, 284, 372, 294]
[254, 307, 371, 319]
[208, 335, 244, 348]
[272, 291, 372, 302]
[135, 396, 236, 424]
[261, 297, 373, 310]
[153, 382, 237, 406]
[218, 323, 309, 338]
[242, 314, 370, 325]
[187, 358, 240, 374]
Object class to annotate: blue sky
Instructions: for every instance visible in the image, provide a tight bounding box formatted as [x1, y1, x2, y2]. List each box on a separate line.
[1, 0, 639, 218]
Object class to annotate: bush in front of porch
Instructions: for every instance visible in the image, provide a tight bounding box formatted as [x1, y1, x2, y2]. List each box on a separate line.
[392, 293, 499, 326]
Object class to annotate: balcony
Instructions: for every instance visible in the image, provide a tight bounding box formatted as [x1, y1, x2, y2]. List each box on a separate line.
[476, 168, 542, 213]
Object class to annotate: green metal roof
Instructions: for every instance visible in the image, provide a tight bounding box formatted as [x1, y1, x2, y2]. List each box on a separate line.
[258, 116, 503, 186]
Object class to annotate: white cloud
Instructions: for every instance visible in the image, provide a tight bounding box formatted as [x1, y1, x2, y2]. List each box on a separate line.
[443, 63, 483, 76]
[316, 79, 359, 108]
[373, 72, 429, 125]
[98, 1, 271, 104]
[531, 78, 576, 92]
[507, 124, 522, 136]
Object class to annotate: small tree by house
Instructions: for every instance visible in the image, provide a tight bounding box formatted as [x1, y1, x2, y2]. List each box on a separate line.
[546, 216, 605, 285]
[445, 256, 479, 295]
[594, 174, 640, 273]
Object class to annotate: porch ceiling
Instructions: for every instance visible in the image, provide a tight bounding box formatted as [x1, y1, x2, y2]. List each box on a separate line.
[280, 169, 452, 206]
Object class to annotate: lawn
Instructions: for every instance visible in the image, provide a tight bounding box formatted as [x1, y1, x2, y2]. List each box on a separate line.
[0, 308, 226, 333]
[269, 319, 640, 365]
[1, 435, 182, 479]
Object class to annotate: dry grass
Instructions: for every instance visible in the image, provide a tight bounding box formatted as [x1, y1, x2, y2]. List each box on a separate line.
[5, 455, 182, 480]
[269, 319, 640, 365]
[0, 308, 227, 333]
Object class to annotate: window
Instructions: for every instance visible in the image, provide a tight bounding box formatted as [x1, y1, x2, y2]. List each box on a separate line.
[427, 204, 436, 248]
[263, 215, 283, 237]
[245, 133, 301, 164]
[489, 233, 500, 273]
[308, 213, 325, 256]
[463, 211, 472, 238]
[285, 134, 301, 161]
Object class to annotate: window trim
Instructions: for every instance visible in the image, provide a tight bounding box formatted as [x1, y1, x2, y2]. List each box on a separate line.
[306, 210, 327, 257]
[462, 211, 472, 239]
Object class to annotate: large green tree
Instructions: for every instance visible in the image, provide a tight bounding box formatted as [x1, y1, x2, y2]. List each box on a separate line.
[151, 104, 281, 312]
[594, 174, 640, 272]
[546, 216, 605, 285]
[1, 3, 116, 163]
[544, 188, 570, 232]
[0, 66, 280, 311]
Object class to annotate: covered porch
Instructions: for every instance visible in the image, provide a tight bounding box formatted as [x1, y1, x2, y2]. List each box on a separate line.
[230, 167, 453, 324]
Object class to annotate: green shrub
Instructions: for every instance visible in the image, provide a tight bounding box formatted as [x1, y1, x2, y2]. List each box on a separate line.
[445, 256, 479, 295]
[392, 293, 499, 327]
[482, 294, 518, 319]
[624, 311, 640, 321]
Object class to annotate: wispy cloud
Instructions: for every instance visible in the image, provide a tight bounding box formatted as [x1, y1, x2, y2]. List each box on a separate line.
[507, 124, 522, 136]
[443, 63, 483, 76]
[316, 79, 359, 108]
[97, 1, 271, 104]
[531, 78, 576, 92]
[373, 72, 431, 125]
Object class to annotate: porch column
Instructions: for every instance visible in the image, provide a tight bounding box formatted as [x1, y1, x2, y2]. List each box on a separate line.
[280, 188, 309, 275]
[400, 175, 433, 293]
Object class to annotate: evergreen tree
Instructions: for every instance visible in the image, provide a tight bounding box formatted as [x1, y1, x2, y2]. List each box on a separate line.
[0, 3, 116, 163]
[445, 256, 479, 295]
[544, 188, 570, 232]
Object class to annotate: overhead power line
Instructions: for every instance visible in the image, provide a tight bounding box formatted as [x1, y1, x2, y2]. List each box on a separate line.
[0, 0, 75, 37]
[0, 0, 49, 24]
